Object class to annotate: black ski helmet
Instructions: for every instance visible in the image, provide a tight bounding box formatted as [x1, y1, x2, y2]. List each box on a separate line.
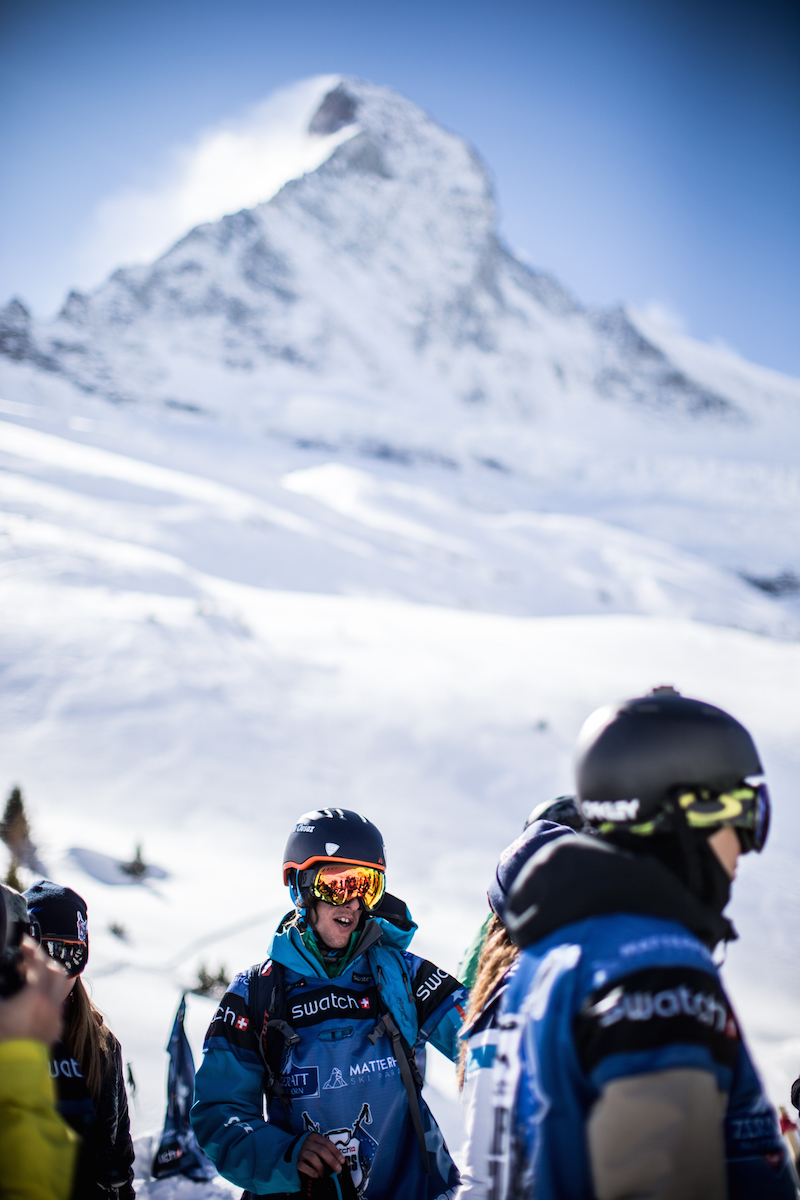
[283, 808, 386, 903]
[576, 686, 763, 833]
[525, 795, 584, 832]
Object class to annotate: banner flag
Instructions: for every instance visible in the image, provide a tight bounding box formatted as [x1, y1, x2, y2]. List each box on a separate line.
[152, 994, 216, 1181]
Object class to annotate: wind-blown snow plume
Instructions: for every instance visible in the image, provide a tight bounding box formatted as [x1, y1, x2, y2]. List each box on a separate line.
[77, 76, 358, 293]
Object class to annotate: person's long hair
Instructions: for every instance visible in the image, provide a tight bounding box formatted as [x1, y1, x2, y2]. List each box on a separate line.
[63, 976, 113, 1102]
[457, 913, 518, 1088]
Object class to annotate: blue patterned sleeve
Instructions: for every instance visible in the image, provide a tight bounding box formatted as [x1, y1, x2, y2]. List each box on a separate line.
[190, 973, 309, 1194]
[407, 955, 469, 1062]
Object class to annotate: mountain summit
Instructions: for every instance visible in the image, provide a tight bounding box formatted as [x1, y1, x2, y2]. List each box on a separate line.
[1, 77, 734, 445]
[1, 76, 798, 620]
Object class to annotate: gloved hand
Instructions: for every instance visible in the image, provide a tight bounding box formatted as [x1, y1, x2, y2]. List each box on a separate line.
[300, 1165, 358, 1199]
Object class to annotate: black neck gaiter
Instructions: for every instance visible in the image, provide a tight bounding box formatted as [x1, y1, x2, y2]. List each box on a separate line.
[609, 829, 732, 922]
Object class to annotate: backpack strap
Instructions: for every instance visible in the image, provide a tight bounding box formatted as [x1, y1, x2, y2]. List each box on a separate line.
[247, 961, 301, 1118]
[368, 966, 431, 1175]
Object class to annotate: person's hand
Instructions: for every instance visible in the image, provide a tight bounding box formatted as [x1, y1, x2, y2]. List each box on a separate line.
[297, 1131, 346, 1179]
[0, 936, 67, 1046]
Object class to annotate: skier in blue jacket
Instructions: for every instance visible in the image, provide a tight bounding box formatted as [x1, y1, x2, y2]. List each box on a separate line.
[191, 808, 467, 1199]
[459, 687, 797, 1200]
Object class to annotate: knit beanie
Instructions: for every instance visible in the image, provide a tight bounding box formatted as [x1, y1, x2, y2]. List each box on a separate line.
[488, 820, 575, 921]
[24, 880, 89, 974]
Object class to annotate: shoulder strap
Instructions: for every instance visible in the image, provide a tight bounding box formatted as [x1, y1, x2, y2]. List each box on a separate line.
[369, 960, 430, 1175]
[247, 961, 300, 1117]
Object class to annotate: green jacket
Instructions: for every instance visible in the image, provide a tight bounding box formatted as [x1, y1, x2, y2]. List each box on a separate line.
[458, 911, 493, 990]
[0, 1039, 78, 1200]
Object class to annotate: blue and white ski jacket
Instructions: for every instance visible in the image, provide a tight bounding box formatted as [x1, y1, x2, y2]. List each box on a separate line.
[459, 911, 796, 1199]
[191, 905, 467, 1198]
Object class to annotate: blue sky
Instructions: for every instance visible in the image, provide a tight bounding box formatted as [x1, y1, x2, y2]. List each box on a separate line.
[1, 0, 798, 375]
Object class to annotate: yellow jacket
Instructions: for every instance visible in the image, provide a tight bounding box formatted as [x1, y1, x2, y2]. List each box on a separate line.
[0, 1040, 78, 1200]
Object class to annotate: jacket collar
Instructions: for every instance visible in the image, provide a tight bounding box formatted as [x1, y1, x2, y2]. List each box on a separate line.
[505, 834, 734, 951]
[268, 893, 417, 975]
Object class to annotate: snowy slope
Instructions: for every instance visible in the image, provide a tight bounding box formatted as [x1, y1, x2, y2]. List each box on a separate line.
[0, 396, 799, 1165]
[0, 73, 799, 1194]
[0, 408, 794, 637]
[2, 524, 800, 1178]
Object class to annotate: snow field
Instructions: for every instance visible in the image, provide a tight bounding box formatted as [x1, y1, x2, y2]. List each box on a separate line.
[2, 564, 799, 1124]
[1, 381, 799, 1188]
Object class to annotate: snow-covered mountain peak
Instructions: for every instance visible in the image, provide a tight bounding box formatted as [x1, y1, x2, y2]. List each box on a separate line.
[92, 76, 502, 348]
[1, 74, 798, 610]
[2, 72, 749, 446]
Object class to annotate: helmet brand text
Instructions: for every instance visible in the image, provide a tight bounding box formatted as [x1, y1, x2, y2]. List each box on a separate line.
[581, 798, 640, 822]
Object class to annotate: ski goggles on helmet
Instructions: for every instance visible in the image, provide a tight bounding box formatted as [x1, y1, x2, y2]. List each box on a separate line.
[677, 782, 771, 853]
[30, 929, 88, 977]
[298, 863, 386, 909]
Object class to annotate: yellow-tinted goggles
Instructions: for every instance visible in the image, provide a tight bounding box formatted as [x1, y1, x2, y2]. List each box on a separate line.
[678, 783, 770, 853]
[306, 863, 385, 908]
[626, 783, 770, 854]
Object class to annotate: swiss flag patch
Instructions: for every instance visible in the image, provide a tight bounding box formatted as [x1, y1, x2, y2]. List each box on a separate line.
[236, 1016, 250, 1031]
[360, 997, 370, 1009]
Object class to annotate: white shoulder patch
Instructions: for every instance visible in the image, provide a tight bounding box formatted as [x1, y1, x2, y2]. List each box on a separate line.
[524, 943, 582, 1021]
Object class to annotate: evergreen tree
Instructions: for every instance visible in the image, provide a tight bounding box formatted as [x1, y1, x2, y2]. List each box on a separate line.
[0, 786, 29, 855]
[192, 964, 229, 998]
[121, 843, 147, 878]
[3, 860, 23, 891]
[0, 785, 43, 873]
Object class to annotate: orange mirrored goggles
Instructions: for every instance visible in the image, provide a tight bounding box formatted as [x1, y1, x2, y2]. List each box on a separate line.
[299, 863, 386, 909]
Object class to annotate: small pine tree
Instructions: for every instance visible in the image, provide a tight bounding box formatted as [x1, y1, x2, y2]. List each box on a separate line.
[192, 964, 229, 998]
[193, 964, 214, 995]
[3, 860, 23, 891]
[120, 844, 147, 878]
[0, 786, 42, 872]
[0, 787, 30, 854]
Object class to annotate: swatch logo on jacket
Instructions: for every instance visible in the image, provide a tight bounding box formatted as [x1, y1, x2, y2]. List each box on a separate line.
[289, 986, 378, 1027]
[576, 965, 740, 1076]
[280, 1058, 320, 1099]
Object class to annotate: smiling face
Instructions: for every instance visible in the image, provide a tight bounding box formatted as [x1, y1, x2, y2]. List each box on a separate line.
[308, 896, 361, 950]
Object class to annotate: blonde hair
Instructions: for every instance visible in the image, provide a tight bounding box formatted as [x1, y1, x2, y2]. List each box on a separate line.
[64, 976, 113, 1101]
[458, 913, 519, 1089]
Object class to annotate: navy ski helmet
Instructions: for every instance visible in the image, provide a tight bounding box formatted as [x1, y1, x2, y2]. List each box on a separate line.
[575, 686, 766, 845]
[525, 795, 584, 832]
[283, 809, 386, 908]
